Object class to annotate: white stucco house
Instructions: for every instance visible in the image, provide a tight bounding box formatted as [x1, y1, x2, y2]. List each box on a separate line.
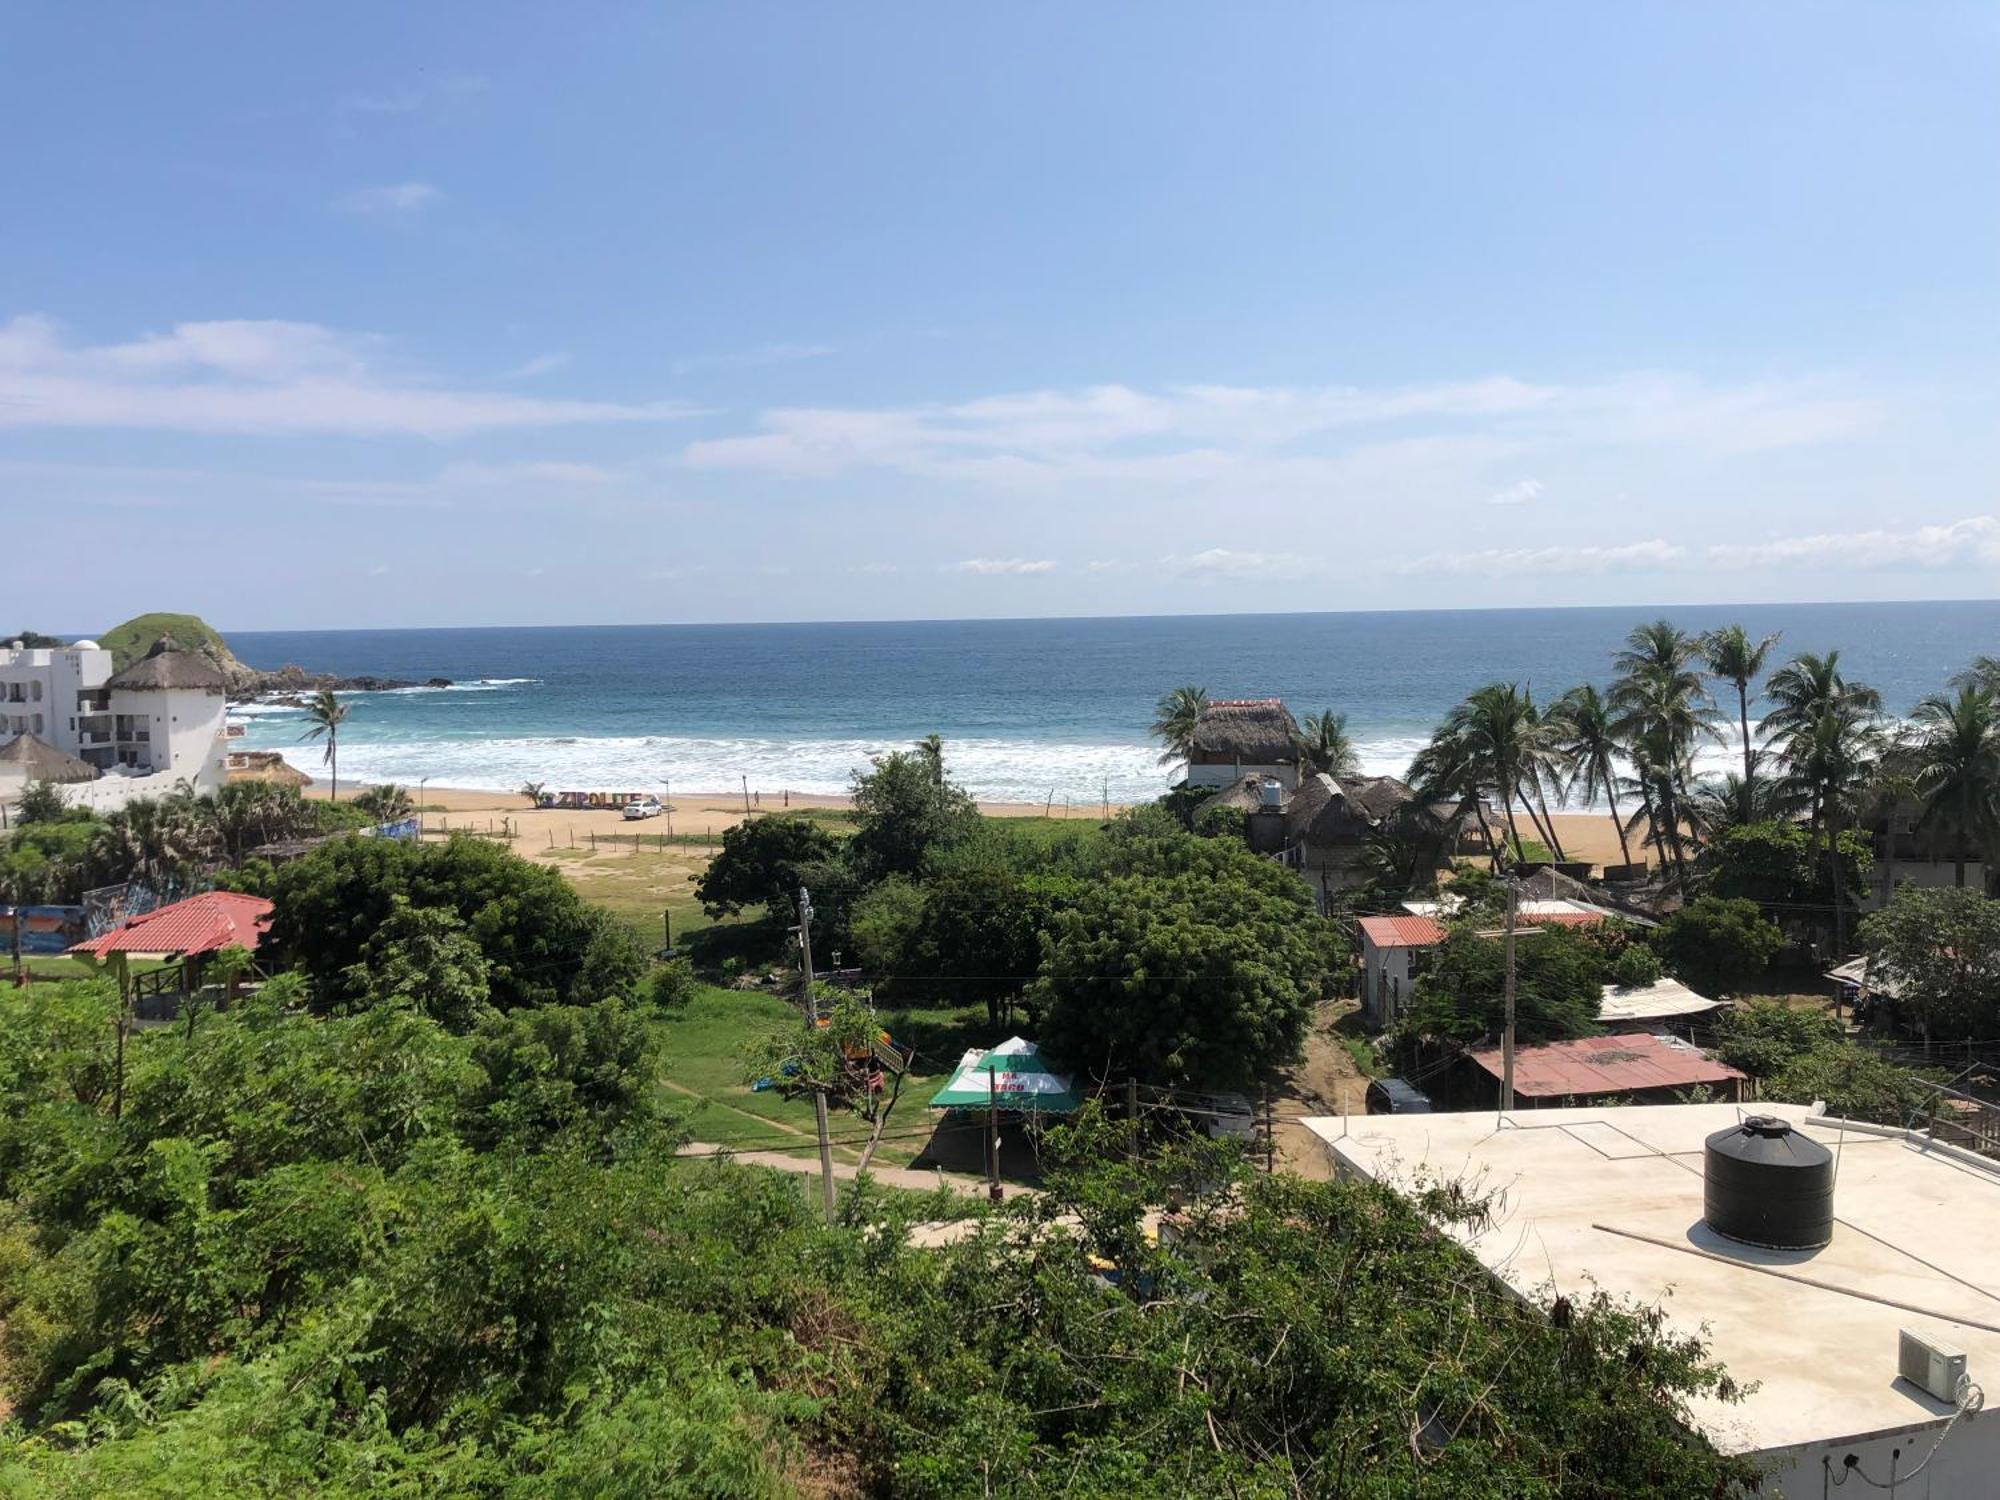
[0, 635, 229, 814]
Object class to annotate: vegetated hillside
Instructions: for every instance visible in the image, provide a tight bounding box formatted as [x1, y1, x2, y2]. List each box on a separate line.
[100, 611, 254, 685]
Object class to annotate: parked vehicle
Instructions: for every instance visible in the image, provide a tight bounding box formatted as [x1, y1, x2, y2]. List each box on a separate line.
[1365, 1078, 1434, 1115]
[622, 796, 663, 820]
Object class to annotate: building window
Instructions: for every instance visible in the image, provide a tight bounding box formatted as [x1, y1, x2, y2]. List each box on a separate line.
[29, 681, 41, 701]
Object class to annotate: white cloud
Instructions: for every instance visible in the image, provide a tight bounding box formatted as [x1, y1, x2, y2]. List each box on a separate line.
[952, 557, 1057, 575]
[507, 352, 571, 379]
[340, 181, 440, 215]
[0, 314, 689, 437]
[1163, 548, 1319, 581]
[1397, 539, 1688, 577]
[1487, 477, 1544, 506]
[437, 460, 618, 486]
[1705, 516, 2000, 570]
[681, 373, 1878, 486]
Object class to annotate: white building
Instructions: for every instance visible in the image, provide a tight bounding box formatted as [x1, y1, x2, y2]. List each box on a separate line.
[1310, 1102, 2000, 1497]
[0, 635, 229, 813]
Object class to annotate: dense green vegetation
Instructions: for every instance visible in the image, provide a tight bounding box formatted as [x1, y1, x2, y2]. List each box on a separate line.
[1713, 1001, 1938, 1124]
[1, 784, 373, 906]
[97, 611, 241, 675]
[0, 961, 1757, 1494]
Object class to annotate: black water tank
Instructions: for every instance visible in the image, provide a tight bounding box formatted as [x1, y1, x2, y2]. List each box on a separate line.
[1703, 1116, 1834, 1250]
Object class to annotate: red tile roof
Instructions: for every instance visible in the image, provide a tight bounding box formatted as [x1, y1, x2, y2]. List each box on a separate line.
[1358, 915, 1449, 949]
[69, 891, 273, 959]
[1466, 1033, 1744, 1099]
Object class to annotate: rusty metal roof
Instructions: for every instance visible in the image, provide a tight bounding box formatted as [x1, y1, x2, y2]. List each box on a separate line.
[1466, 1033, 1744, 1099]
[1357, 914, 1449, 949]
[69, 891, 272, 958]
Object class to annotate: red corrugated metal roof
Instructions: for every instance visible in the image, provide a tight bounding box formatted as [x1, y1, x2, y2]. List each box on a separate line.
[69, 891, 273, 958]
[1358, 915, 1449, 949]
[1466, 1033, 1744, 1099]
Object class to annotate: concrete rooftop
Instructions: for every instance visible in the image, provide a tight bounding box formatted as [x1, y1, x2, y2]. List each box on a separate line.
[1307, 1102, 2000, 1459]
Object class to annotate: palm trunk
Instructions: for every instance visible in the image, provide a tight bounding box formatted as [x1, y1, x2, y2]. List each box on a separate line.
[1530, 768, 1568, 862]
[330, 734, 338, 802]
[1498, 792, 1525, 868]
[1827, 811, 1848, 956]
[1603, 761, 1633, 867]
[1738, 684, 1753, 786]
[1467, 794, 1501, 873]
[1518, 781, 1557, 860]
[1957, 785, 1969, 888]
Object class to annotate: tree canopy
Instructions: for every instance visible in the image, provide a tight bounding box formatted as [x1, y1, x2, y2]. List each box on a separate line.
[1860, 885, 2000, 1040]
[689, 812, 840, 919]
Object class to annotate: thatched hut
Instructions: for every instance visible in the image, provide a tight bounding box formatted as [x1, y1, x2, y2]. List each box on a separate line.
[0, 731, 100, 785]
[225, 750, 313, 788]
[1186, 698, 1301, 790]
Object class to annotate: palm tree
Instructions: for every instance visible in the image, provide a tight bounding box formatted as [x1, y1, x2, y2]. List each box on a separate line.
[520, 781, 547, 809]
[1777, 701, 1880, 955]
[1296, 710, 1360, 779]
[1908, 684, 2000, 887]
[915, 733, 946, 785]
[1761, 652, 1882, 842]
[1150, 685, 1210, 772]
[1685, 757, 1787, 841]
[1428, 683, 1566, 865]
[1610, 628, 1720, 889]
[299, 689, 351, 802]
[1550, 684, 1632, 868]
[1407, 727, 1501, 872]
[1702, 624, 1780, 786]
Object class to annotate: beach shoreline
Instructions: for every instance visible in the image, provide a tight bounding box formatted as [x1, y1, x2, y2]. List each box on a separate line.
[307, 784, 1641, 876]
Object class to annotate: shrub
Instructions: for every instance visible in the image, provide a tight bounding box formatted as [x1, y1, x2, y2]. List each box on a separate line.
[1609, 942, 1662, 989]
[1658, 897, 1781, 996]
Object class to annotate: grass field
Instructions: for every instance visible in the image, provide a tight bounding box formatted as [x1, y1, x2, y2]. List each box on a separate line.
[654, 984, 1004, 1170]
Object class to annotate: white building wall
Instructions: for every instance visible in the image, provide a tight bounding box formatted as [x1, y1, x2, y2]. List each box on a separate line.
[1862, 859, 1989, 911]
[1756, 1417, 2000, 1499]
[1360, 941, 1415, 1027]
[0, 645, 115, 760]
[107, 683, 228, 788]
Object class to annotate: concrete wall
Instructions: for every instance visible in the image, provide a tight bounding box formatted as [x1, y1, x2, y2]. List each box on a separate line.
[0, 646, 114, 758]
[1360, 940, 1416, 1027]
[1757, 1415, 2000, 1499]
[1185, 760, 1298, 792]
[1862, 859, 1989, 912]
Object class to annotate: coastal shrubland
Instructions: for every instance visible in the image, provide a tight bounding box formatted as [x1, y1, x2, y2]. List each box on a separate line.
[0, 961, 1757, 1495]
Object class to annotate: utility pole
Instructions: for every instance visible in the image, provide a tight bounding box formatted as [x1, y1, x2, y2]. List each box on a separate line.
[797, 886, 817, 1021]
[987, 1066, 1003, 1203]
[814, 1087, 837, 1223]
[1500, 875, 1519, 1116]
[741, 775, 751, 816]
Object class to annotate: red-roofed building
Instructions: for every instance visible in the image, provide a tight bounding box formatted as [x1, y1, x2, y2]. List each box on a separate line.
[1463, 1032, 1745, 1107]
[1359, 902, 1619, 1027]
[69, 891, 273, 1024]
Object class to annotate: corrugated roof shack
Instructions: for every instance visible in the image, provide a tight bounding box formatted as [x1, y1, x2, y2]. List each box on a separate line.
[1309, 1102, 2000, 1496]
[1458, 1032, 1747, 1109]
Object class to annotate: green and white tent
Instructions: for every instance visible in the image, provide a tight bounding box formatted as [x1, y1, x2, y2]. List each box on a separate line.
[927, 1036, 1083, 1115]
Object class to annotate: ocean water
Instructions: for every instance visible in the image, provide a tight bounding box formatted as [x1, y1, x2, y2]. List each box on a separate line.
[227, 602, 2000, 802]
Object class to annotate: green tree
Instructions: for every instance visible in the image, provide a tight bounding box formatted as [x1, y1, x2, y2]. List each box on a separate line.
[1398, 922, 1607, 1047]
[13, 779, 70, 826]
[350, 782, 414, 823]
[1549, 684, 1632, 867]
[1657, 896, 1782, 996]
[1701, 624, 1780, 786]
[1032, 863, 1335, 1089]
[338, 897, 493, 1030]
[1149, 684, 1209, 770]
[261, 834, 601, 1010]
[463, 1000, 662, 1152]
[690, 813, 839, 918]
[1702, 818, 1868, 911]
[1296, 708, 1359, 778]
[1860, 884, 2000, 1039]
[1908, 683, 2000, 887]
[1611, 622, 1720, 888]
[297, 689, 351, 802]
[846, 746, 976, 880]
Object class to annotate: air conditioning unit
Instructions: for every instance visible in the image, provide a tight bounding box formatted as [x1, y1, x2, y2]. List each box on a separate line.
[1899, 1328, 1968, 1404]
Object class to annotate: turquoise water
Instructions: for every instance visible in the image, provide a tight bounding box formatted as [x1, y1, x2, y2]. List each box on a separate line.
[228, 602, 2000, 801]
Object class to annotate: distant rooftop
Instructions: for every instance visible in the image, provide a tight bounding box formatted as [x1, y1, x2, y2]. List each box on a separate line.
[1464, 1032, 1743, 1099]
[1599, 975, 1723, 1025]
[1310, 1102, 2000, 1473]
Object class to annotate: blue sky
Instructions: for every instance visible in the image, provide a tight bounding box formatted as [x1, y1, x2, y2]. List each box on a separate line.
[4, 2, 1997, 629]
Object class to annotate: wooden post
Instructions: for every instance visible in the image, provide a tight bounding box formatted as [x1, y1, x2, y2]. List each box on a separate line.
[113, 956, 130, 1121]
[1126, 1077, 1140, 1165]
[1261, 1086, 1275, 1173]
[987, 1067, 1003, 1203]
[814, 1088, 837, 1223]
[1501, 877, 1518, 1116]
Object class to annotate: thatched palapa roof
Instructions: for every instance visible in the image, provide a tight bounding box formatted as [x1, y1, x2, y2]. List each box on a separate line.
[1283, 772, 1418, 846]
[1189, 699, 1300, 764]
[106, 634, 227, 693]
[0, 732, 99, 783]
[226, 750, 312, 788]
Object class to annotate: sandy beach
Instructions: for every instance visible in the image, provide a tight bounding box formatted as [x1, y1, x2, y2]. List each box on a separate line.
[305, 785, 1647, 880]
